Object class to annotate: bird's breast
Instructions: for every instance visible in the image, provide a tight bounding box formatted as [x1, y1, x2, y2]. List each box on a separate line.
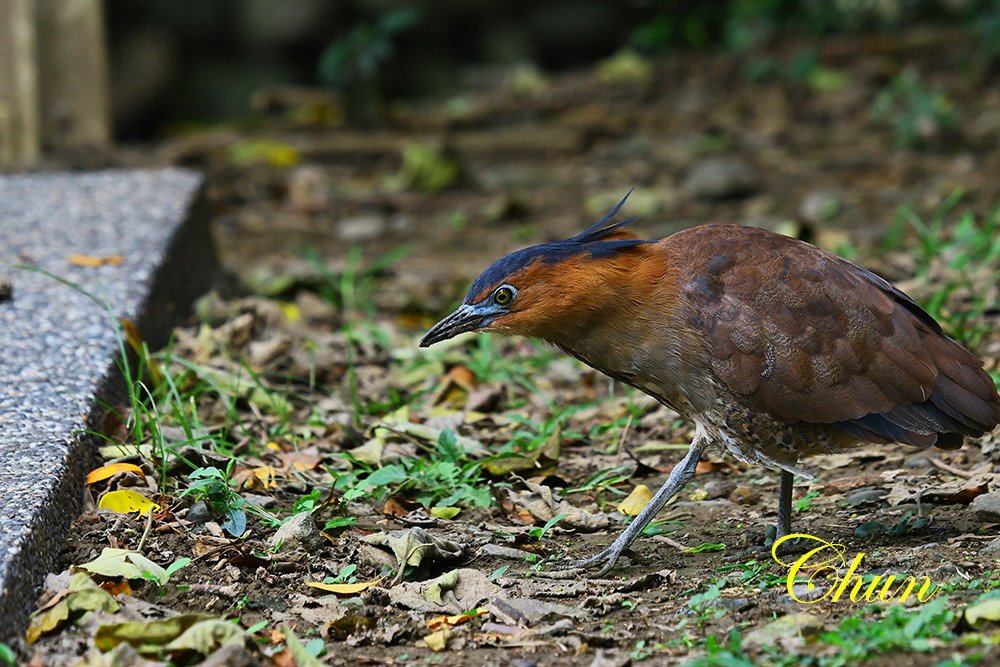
[552, 324, 716, 417]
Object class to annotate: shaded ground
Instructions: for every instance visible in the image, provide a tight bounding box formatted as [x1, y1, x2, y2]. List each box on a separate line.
[23, 28, 1000, 666]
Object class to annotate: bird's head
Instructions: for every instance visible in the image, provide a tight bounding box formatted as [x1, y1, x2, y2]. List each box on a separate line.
[420, 191, 654, 347]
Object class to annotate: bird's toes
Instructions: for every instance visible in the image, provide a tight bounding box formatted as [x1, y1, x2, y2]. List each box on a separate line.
[771, 536, 811, 556]
[559, 546, 630, 573]
[561, 553, 607, 571]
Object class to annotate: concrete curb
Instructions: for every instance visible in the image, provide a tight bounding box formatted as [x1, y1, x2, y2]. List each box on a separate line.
[0, 168, 216, 644]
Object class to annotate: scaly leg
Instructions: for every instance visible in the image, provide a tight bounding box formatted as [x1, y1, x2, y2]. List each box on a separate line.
[762, 470, 806, 553]
[776, 469, 793, 539]
[566, 438, 707, 575]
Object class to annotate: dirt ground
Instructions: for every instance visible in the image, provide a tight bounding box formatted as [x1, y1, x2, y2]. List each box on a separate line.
[24, 28, 1000, 666]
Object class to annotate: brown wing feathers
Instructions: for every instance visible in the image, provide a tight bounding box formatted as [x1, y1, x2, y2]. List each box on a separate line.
[674, 225, 1000, 449]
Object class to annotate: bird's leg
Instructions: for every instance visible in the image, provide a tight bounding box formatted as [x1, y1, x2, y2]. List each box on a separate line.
[776, 469, 793, 539]
[762, 470, 810, 554]
[566, 439, 707, 575]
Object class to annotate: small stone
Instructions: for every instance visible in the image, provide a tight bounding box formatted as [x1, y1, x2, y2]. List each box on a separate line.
[970, 492, 1000, 523]
[185, 502, 213, 527]
[703, 479, 736, 500]
[728, 485, 759, 506]
[745, 612, 823, 648]
[790, 582, 827, 603]
[682, 156, 760, 201]
[903, 456, 932, 469]
[337, 214, 387, 243]
[270, 511, 323, 552]
[982, 537, 1000, 554]
[243, 493, 277, 509]
[840, 487, 888, 508]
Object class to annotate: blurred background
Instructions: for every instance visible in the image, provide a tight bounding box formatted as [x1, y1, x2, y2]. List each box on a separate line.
[96, 1, 1000, 137]
[3, 0, 1000, 319]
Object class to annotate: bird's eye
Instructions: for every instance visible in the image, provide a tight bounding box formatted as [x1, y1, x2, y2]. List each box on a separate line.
[492, 285, 515, 306]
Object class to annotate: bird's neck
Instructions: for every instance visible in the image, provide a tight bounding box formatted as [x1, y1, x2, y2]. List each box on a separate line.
[524, 250, 715, 413]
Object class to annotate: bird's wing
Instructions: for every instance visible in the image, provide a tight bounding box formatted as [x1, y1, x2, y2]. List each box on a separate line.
[676, 225, 999, 447]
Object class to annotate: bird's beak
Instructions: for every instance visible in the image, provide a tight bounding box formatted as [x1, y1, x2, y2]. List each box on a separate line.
[420, 303, 493, 347]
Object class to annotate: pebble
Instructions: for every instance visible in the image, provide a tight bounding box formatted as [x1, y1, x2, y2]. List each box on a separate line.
[840, 487, 888, 507]
[790, 582, 828, 602]
[269, 511, 323, 552]
[970, 492, 1000, 523]
[682, 156, 760, 201]
[337, 214, 387, 243]
[982, 537, 1000, 554]
[903, 456, 932, 469]
[703, 479, 736, 500]
[185, 502, 213, 527]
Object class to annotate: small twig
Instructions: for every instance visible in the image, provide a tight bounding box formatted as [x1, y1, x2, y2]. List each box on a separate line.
[136, 510, 154, 552]
[650, 535, 689, 551]
[930, 458, 974, 479]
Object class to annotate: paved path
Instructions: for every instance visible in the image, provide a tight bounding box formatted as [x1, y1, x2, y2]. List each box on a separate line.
[0, 168, 215, 642]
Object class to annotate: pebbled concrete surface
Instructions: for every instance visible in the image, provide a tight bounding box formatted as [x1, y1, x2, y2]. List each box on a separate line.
[0, 168, 216, 643]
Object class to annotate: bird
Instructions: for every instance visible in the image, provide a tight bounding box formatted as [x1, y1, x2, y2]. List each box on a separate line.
[419, 192, 1000, 574]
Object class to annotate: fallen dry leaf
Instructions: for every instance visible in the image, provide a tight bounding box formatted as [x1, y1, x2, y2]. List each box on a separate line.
[427, 608, 489, 631]
[86, 463, 144, 485]
[423, 628, 448, 651]
[98, 490, 160, 516]
[67, 254, 125, 267]
[304, 578, 384, 596]
[619, 484, 653, 516]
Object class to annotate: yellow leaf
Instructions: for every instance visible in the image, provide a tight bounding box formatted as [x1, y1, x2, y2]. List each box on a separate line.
[430, 507, 461, 519]
[423, 628, 448, 652]
[228, 139, 300, 168]
[98, 490, 160, 516]
[619, 484, 653, 516]
[280, 302, 301, 322]
[67, 254, 125, 267]
[305, 578, 384, 596]
[86, 463, 144, 485]
[244, 466, 279, 490]
[266, 441, 283, 451]
[427, 608, 488, 631]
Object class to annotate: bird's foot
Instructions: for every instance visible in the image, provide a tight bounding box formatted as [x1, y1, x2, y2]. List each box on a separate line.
[763, 525, 810, 555]
[559, 544, 640, 576]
